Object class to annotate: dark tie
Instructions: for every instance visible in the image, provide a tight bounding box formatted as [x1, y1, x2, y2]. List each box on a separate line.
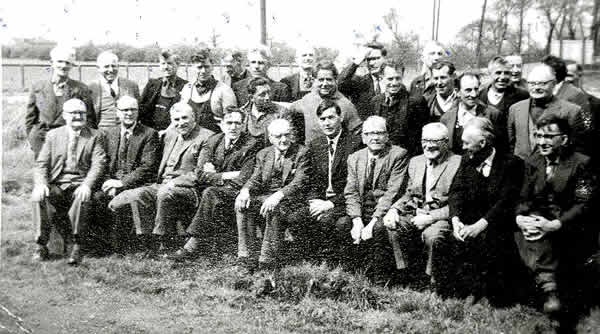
[366, 157, 376, 190]
[328, 139, 335, 157]
[374, 77, 381, 95]
[546, 160, 558, 181]
[275, 153, 284, 172]
[119, 131, 130, 164]
[110, 87, 117, 99]
[68, 134, 79, 166]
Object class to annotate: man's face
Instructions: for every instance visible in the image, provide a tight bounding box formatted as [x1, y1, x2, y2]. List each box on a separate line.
[63, 108, 87, 130]
[423, 45, 445, 68]
[251, 84, 271, 111]
[248, 52, 268, 78]
[382, 66, 403, 95]
[535, 123, 567, 157]
[489, 63, 511, 91]
[220, 112, 244, 142]
[362, 120, 389, 153]
[193, 59, 213, 82]
[297, 49, 315, 71]
[432, 65, 454, 97]
[421, 127, 448, 161]
[269, 122, 293, 152]
[116, 100, 139, 128]
[527, 67, 556, 100]
[316, 69, 337, 97]
[224, 56, 243, 76]
[159, 57, 179, 78]
[461, 127, 484, 157]
[318, 107, 342, 138]
[98, 57, 119, 83]
[366, 49, 385, 75]
[51, 59, 73, 78]
[505, 56, 523, 83]
[459, 76, 479, 109]
[566, 64, 581, 87]
[171, 108, 197, 136]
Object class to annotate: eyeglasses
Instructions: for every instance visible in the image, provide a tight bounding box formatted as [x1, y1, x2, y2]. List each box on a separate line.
[119, 108, 138, 112]
[301, 53, 314, 57]
[366, 56, 382, 62]
[527, 80, 555, 87]
[533, 132, 563, 140]
[363, 131, 387, 137]
[250, 60, 266, 65]
[421, 138, 447, 145]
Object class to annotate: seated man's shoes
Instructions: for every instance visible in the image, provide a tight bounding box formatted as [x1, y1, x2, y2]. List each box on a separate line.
[167, 248, 199, 262]
[67, 244, 82, 265]
[543, 291, 561, 314]
[33, 245, 50, 261]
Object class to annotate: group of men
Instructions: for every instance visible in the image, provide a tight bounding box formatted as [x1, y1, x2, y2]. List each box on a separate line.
[26, 41, 597, 315]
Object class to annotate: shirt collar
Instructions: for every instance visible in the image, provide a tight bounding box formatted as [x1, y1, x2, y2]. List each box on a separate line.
[69, 127, 82, 138]
[51, 73, 68, 85]
[327, 130, 342, 149]
[545, 155, 560, 166]
[552, 81, 564, 96]
[480, 147, 496, 168]
[101, 76, 119, 92]
[436, 90, 457, 106]
[121, 122, 137, 136]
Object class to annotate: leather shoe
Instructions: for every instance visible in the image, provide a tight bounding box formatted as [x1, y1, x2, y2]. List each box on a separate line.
[33, 245, 49, 261]
[67, 244, 82, 265]
[543, 291, 561, 314]
[166, 248, 199, 261]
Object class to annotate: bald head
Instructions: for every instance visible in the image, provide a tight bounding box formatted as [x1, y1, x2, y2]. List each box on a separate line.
[527, 64, 556, 100]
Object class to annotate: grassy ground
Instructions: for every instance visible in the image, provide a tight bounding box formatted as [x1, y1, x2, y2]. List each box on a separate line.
[2, 80, 600, 333]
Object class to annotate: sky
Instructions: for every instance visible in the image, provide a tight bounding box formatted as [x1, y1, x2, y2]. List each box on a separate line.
[1, 0, 548, 54]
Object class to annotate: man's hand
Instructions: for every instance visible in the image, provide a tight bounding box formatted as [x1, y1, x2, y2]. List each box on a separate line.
[353, 46, 371, 65]
[452, 217, 465, 242]
[73, 184, 91, 202]
[203, 162, 217, 173]
[383, 208, 400, 230]
[459, 218, 488, 240]
[411, 213, 434, 230]
[221, 171, 240, 180]
[235, 188, 251, 212]
[351, 217, 364, 244]
[102, 179, 124, 193]
[260, 191, 284, 217]
[517, 215, 544, 241]
[532, 215, 562, 233]
[309, 199, 334, 218]
[361, 217, 377, 241]
[31, 184, 49, 202]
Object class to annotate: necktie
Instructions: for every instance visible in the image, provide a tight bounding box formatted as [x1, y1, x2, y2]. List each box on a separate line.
[328, 139, 335, 157]
[276, 153, 284, 172]
[119, 131, 130, 164]
[303, 76, 313, 90]
[110, 87, 117, 99]
[366, 157, 376, 190]
[68, 133, 79, 166]
[374, 77, 381, 95]
[546, 160, 558, 181]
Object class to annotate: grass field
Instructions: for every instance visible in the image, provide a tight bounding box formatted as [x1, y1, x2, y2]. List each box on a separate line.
[2, 80, 600, 333]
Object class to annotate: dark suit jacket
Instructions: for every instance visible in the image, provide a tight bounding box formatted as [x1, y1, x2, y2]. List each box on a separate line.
[306, 129, 364, 208]
[242, 143, 309, 198]
[88, 77, 140, 122]
[337, 63, 377, 120]
[367, 89, 429, 155]
[409, 72, 436, 100]
[449, 152, 524, 231]
[34, 126, 107, 190]
[195, 132, 260, 189]
[157, 125, 215, 185]
[556, 82, 591, 113]
[281, 72, 313, 102]
[138, 76, 188, 129]
[104, 123, 160, 189]
[508, 97, 585, 160]
[345, 145, 409, 219]
[232, 76, 291, 107]
[478, 84, 529, 116]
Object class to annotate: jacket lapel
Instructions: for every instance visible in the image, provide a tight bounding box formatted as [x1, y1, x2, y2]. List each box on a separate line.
[429, 156, 450, 190]
[281, 145, 297, 183]
[108, 128, 120, 172]
[158, 133, 177, 176]
[550, 153, 575, 193]
[126, 125, 144, 164]
[357, 149, 368, 197]
[42, 81, 60, 122]
[330, 130, 347, 174]
[75, 127, 91, 164]
[372, 145, 390, 187]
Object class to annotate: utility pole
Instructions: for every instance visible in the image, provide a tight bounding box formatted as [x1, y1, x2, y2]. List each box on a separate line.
[260, 0, 267, 45]
[435, 0, 441, 41]
[432, 0, 437, 40]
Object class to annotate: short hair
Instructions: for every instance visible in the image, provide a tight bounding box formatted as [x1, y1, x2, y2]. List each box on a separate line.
[316, 99, 341, 117]
[464, 117, 495, 145]
[422, 122, 449, 139]
[247, 77, 271, 95]
[422, 41, 445, 55]
[365, 41, 388, 57]
[116, 95, 138, 109]
[487, 56, 509, 71]
[97, 51, 118, 66]
[170, 102, 194, 116]
[248, 47, 272, 63]
[315, 60, 338, 79]
[457, 72, 481, 89]
[231, 51, 244, 61]
[268, 118, 291, 134]
[50, 45, 76, 64]
[222, 106, 246, 122]
[431, 61, 456, 75]
[542, 55, 567, 83]
[159, 49, 180, 64]
[190, 49, 213, 64]
[536, 114, 571, 137]
[382, 59, 405, 75]
[363, 115, 387, 132]
[63, 98, 86, 113]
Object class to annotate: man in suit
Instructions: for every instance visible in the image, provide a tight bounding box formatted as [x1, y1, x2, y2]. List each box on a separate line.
[409, 41, 446, 99]
[289, 60, 363, 144]
[542, 55, 591, 114]
[25, 45, 96, 158]
[514, 115, 593, 314]
[139, 49, 188, 131]
[367, 60, 431, 156]
[338, 42, 387, 119]
[235, 119, 309, 271]
[383, 122, 461, 292]
[505, 54, 528, 90]
[169, 107, 261, 260]
[89, 51, 140, 131]
[232, 47, 291, 106]
[508, 64, 587, 160]
[448, 117, 524, 302]
[108, 103, 214, 252]
[31, 98, 107, 265]
[222, 51, 250, 87]
[440, 72, 504, 155]
[285, 100, 363, 262]
[338, 116, 409, 281]
[478, 56, 529, 117]
[91, 96, 160, 253]
[281, 45, 316, 102]
[427, 61, 458, 122]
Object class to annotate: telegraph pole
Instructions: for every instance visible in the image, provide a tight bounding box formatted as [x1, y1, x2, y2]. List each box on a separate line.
[260, 0, 267, 45]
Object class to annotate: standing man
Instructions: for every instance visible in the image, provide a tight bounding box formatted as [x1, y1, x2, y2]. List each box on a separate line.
[478, 56, 529, 117]
[508, 64, 586, 160]
[514, 115, 593, 314]
[542, 55, 591, 114]
[281, 45, 317, 101]
[179, 49, 237, 134]
[25, 45, 95, 158]
[289, 60, 362, 144]
[108, 103, 214, 252]
[232, 47, 291, 106]
[367, 60, 429, 156]
[383, 123, 461, 293]
[235, 119, 309, 271]
[427, 61, 458, 121]
[337, 42, 387, 119]
[505, 54, 528, 90]
[139, 49, 188, 131]
[31, 98, 107, 265]
[410, 41, 446, 99]
[89, 51, 140, 131]
[222, 51, 250, 87]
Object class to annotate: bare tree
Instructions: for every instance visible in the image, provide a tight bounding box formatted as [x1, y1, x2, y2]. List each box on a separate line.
[593, 0, 600, 56]
[538, 0, 569, 53]
[476, 0, 488, 68]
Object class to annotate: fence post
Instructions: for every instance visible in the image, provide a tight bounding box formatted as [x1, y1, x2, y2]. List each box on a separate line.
[21, 64, 25, 90]
[78, 65, 82, 81]
[185, 65, 189, 81]
[126, 64, 130, 79]
[147, 65, 151, 81]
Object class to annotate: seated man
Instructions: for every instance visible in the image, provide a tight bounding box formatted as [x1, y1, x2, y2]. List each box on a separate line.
[93, 96, 160, 253]
[31, 98, 107, 265]
[286, 100, 363, 262]
[338, 116, 408, 281]
[235, 119, 309, 271]
[448, 117, 524, 302]
[169, 107, 261, 260]
[514, 115, 593, 314]
[109, 103, 214, 252]
[383, 123, 461, 292]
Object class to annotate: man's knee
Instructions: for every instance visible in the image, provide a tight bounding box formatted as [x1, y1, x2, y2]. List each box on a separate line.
[422, 222, 450, 247]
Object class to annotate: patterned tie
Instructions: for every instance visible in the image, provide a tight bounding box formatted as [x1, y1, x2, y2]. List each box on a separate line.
[546, 160, 558, 181]
[374, 77, 381, 95]
[366, 157, 376, 190]
[119, 131, 130, 164]
[68, 133, 79, 167]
